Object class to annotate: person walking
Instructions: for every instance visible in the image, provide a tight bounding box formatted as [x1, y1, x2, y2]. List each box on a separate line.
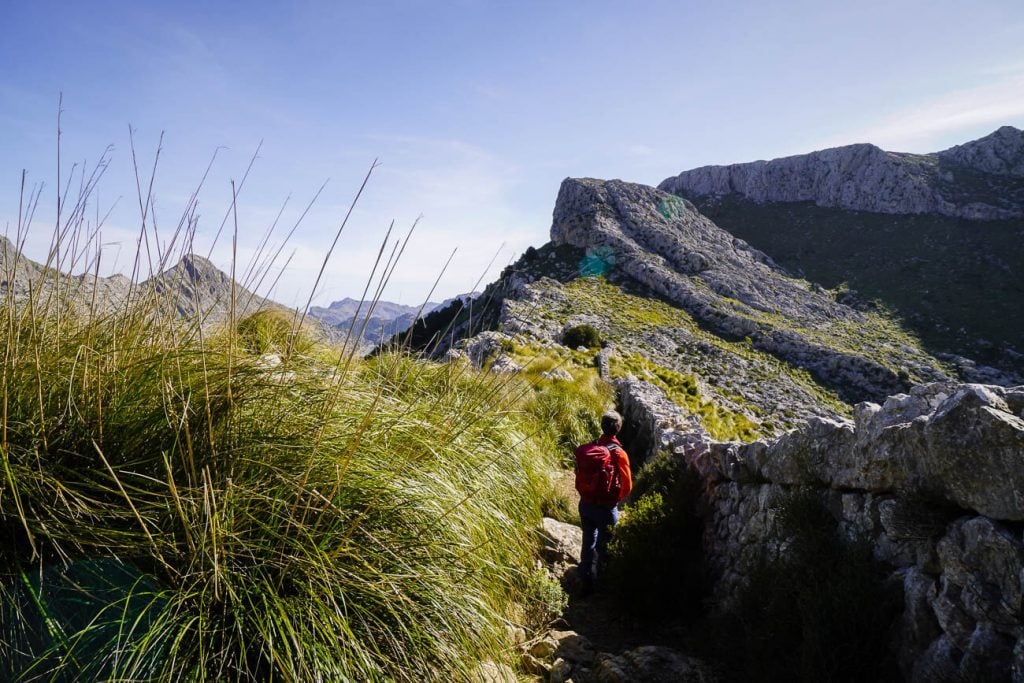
[574, 409, 632, 594]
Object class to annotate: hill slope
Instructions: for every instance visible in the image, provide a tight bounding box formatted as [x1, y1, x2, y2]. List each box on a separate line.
[1, 238, 288, 326]
[657, 127, 1024, 373]
[405, 178, 972, 440]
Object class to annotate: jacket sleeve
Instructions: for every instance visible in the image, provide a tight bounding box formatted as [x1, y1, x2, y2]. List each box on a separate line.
[616, 449, 633, 502]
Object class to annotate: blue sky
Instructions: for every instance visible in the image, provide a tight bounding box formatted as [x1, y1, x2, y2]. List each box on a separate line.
[2, 0, 1023, 306]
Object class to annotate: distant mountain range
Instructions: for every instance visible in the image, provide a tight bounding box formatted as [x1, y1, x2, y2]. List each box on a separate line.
[307, 294, 477, 346]
[0, 233, 478, 351]
[0, 237, 282, 325]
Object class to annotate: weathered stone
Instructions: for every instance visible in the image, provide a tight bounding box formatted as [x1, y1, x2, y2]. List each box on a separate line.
[960, 623, 1014, 682]
[659, 127, 1024, 220]
[552, 629, 597, 665]
[541, 368, 574, 381]
[1012, 637, 1024, 683]
[911, 636, 962, 683]
[474, 660, 517, 683]
[549, 657, 572, 683]
[591, 646, 716, 682]
[932, 579, 977, 650]
[920, 386, 1024, 519]
[530, 637, 558, 660]
[521, 652, 550, 676]
[540, 517, 583, 580]
[936, 516, 1024, 635]
[901, 567, 943, 676]
[506, 624, 526, 646]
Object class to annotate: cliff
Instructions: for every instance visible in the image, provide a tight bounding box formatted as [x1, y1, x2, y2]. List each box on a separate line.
[659, 126, 1024, 220]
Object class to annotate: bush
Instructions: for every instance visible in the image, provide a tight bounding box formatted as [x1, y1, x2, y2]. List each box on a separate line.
[562, 324, 601, 350]
[521, 567, 568, 631]
[707, 489, 902, 683]
[0, 304, 559, 681]
[0, 229, 563, 681]
[605, 452, 707, 621]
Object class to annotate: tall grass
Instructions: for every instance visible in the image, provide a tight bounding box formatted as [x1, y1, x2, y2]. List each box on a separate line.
[0, 152, 561, 680]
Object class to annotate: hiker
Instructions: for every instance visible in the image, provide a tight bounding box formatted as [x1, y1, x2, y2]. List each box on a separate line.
[574, 409, 632, 593]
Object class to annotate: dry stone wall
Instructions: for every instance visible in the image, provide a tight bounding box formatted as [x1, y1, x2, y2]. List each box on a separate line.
[617, 377, 1024, 682]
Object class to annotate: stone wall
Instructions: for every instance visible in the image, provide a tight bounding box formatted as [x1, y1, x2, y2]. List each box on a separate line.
[616, 377, 1024, 682]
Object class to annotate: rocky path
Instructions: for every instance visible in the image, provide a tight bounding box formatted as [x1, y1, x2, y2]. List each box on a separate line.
[521, 518, 717, 683]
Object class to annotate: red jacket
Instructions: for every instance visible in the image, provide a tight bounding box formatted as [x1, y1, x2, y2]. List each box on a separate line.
[577, 435, 632, 506]
[600, 435, 633, 503]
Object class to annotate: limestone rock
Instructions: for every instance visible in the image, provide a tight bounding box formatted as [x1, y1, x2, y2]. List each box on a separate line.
[552, 629, 597, 665]
[520, 652, 549, 676]
[540, 517, 583, 579]
[938, 126, 1024, 178]
[551, 176, 950, 403]
[936, 516, 1024, 636]
[660, 126, 1024, 220]
[549, 657, 572, 683]
[474, 660, 517, 683]
[920, 386, 1024, 519]
[590, 646, 716, 682]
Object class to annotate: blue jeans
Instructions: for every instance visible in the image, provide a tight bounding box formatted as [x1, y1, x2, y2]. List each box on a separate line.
[578, 500, 619, 584]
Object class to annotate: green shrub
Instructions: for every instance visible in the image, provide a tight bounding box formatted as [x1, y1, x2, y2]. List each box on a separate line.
[562, 324, 601, 350]
[0, 234, 566, 681]
[606, 452, 707, 621]
[707, 489, 902, 683]
[521, 567, 568, 631]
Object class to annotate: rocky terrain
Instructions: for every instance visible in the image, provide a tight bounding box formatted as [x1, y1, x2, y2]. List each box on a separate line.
[410, 175, 1006, 442]
[0, 236, 305, 330]
[617, 374, 1024, 682]
[659, 126, 1024, 220]
[658, 127, 1024, 375]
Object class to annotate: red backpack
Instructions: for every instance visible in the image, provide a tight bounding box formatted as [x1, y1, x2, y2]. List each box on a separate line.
[574, 441, 622, 505]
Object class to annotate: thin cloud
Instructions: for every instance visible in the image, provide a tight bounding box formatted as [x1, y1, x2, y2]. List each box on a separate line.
[819, 70, 1024, 152]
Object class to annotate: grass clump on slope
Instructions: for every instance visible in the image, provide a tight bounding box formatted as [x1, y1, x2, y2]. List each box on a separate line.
[0, 286, 554, 681]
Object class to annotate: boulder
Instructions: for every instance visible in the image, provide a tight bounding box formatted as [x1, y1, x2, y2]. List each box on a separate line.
[540, 517, 583, 578]
[590, 646, 716, 682]
[920, 386, 1024, 519]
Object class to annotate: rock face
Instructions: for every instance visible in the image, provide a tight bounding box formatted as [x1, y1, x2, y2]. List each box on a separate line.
[617, 376, 1024, 682]
[659, 126, 1024, 220]
[938, 126, 1024, 178]
[551, 177, 951, 402]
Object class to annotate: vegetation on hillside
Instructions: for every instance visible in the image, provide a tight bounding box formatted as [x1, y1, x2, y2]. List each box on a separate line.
[547, 276, 851, 436]
[0, 282, 587, 679]
[691, 195, 1024, 373]
[0, 160, 604, 680]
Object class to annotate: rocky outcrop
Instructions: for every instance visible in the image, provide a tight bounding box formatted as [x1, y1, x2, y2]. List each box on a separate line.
[938, 126, 1024, 178]
[659, 126, 1024, 220]
[617, 377, 1024, 682]
[551, 177, 951, 403]
[0, 238, 300, 331]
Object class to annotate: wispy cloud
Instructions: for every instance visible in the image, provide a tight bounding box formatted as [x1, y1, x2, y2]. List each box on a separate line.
[252, 135, 545, 306]
[818, 69, 1024, 152]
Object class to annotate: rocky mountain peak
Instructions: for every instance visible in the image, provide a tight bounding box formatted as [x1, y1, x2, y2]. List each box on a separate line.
[937, 125, 1024, 177]
[549, 176, 952, 402]
[659, 126, 1024, 219]
[171, 253, 230, 284]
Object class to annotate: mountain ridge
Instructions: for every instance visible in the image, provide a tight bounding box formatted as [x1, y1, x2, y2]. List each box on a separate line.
[659, 126, 1024, 220]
